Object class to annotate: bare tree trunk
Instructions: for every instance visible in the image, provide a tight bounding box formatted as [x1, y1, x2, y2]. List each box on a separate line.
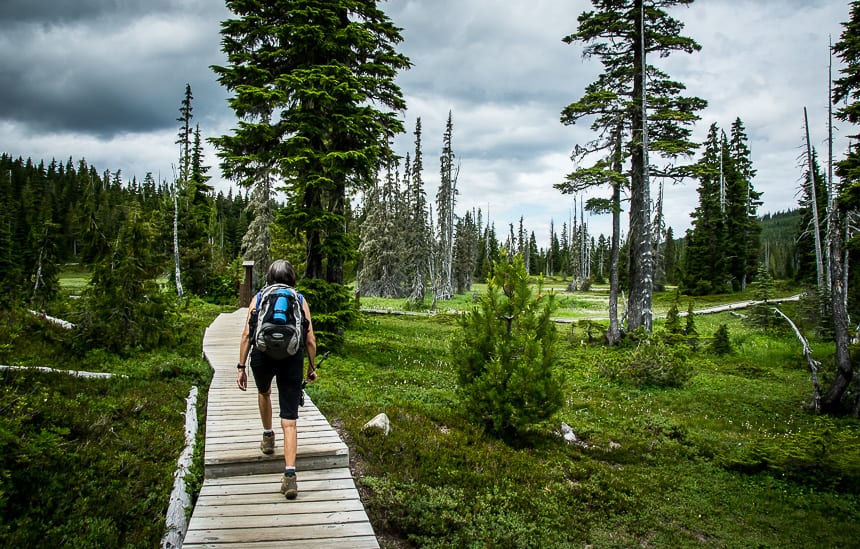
[607, 122, 623, 345]
[627, 0, 653, 333]
[774, 307, 822, 411]
[173, 186, 183, 298]
[804, 107, 826, 301]
[821, 197, 854, 414]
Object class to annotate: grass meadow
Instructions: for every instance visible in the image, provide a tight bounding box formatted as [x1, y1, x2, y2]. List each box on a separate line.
[311, 285, 859, 548]
[2, 270, 857, 547]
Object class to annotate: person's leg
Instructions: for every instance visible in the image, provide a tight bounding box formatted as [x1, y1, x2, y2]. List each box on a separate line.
[275, 353, 304, 499]
[258, 390, 273, 430]
[281, 418, 297, 467]
[250, 351, 277, 454]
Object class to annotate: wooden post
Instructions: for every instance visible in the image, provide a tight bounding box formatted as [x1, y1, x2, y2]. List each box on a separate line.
[240, 261, 255, 306]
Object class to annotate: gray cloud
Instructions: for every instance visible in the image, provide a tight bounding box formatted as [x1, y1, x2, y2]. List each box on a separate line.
[0, 0, 229, 137]
[0, 0, 852, 243]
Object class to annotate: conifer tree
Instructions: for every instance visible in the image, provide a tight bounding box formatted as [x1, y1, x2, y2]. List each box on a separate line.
[77, 204, 173, 353]
[451, 254, 563, 440]
[453, 210, 478, 294]
[684, 124, 728, 294]
[176, 83, 194, 188]
[726, 118, 761, 290]
[747, 262, 775, 331]
[436, 111, 457, 299]
[683, 301, 697, 347]
[406, 118, 431, 305]
[212, 0, 410, 299]
[560, 0, 705, 333]
[358, 160, 406, 297]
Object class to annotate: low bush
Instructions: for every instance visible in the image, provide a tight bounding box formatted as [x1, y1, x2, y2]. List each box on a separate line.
[0, 369, 188, 548]
[598, 339, 693, 388]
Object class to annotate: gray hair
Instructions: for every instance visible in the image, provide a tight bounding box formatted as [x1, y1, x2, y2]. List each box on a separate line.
[266, 259, 297, 286]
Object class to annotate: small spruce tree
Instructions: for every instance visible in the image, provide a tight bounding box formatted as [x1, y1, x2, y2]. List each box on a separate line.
[662, 291, 684, 345]
[747, 262, 776, 331]
[684, 301, 699, 350]
[711, 324, 733, 355]
[451, 253, 563, 441]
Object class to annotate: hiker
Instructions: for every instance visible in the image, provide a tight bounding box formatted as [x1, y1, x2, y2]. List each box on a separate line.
[237, 259, 317, 500]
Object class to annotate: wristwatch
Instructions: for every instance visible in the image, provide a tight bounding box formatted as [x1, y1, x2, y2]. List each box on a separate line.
[237, 363, 246, 370]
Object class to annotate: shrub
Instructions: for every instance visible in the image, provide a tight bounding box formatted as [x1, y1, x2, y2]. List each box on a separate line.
[711, 324, 733, 355]
[297, 277, 357, 351]
[451, 254, 564, 440]
[599, 340, 692, 388]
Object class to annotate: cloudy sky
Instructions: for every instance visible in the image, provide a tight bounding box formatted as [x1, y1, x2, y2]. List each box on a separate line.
[0, 0, 850, 246]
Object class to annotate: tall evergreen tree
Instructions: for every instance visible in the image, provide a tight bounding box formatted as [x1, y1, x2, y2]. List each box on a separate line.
[560, 0, 705, 333]
[436, 111, 458, 299]
[406, 118, 431, 305]
[684, 124, 728, 294]
[176, 83, 194, 188]
[212, 0, 410, 297]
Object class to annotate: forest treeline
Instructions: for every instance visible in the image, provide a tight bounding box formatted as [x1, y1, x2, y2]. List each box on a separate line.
[0, 147, 830, 307]
[0, 153, 251, 308]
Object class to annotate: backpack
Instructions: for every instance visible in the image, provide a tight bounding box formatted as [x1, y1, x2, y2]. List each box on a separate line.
[251, 284, 304, 359]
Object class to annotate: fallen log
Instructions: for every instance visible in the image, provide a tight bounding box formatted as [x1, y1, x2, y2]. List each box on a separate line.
[773, 307, 821, 412]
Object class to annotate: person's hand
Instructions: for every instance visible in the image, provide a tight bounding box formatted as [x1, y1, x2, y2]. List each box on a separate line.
[237, 368, 248, 391]
[306, 369, 318, 383]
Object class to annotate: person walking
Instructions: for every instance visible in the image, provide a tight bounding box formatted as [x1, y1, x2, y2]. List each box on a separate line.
[237, 259, 317, 500]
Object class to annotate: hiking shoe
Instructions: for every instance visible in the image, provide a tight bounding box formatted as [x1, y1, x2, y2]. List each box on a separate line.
[280, 474, 298, 500]
[261, 432, 275, 455]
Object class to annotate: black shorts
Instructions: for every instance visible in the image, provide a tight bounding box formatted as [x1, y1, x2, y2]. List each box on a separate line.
[249, 347, 304, 420]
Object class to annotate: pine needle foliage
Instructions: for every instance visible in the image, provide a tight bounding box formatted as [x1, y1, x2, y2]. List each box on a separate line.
[75, 205, 177, 354]
[710, 323, 733, 355]
[451, 254, 563, 441]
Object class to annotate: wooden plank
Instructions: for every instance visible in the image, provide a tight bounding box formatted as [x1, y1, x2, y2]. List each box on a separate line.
[189, 510, 370, 530]
[189, 499, 366, 519]
[184, 522, 376, 544]
[183, 536, 380, 549]
[203, 469, 354, 485]
[200, 477, 357, 497]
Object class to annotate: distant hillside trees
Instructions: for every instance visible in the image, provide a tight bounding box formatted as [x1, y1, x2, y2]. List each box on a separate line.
[759, 210, 801, 280]
[0, 152, 251, 309]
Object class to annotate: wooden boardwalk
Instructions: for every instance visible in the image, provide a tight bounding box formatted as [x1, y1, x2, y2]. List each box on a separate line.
[184, 309, 379, 548]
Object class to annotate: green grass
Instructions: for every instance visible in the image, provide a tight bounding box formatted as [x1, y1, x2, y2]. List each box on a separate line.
[0, 298, 222, 548]
[309, 312, 860, 548]
[10, 270, 855, 547]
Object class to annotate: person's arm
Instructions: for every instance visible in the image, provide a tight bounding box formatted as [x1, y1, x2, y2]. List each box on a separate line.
[237, 300, 255, 391]
[303, 299, 317, 382]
